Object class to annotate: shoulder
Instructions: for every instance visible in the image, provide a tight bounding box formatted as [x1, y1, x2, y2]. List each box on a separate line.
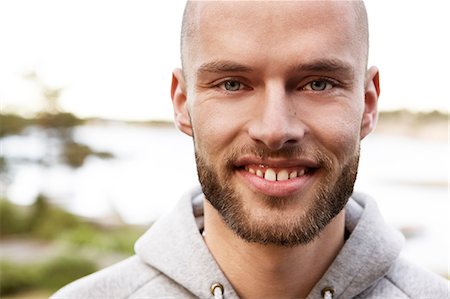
[363, 258, 449, 298]
[51, 255, 160, 299]
[386, 258, 449, 297]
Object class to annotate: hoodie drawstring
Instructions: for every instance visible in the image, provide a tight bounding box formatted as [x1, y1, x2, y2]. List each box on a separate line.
[210, 283, 224, 299]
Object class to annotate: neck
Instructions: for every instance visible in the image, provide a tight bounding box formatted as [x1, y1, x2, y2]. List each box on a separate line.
[203, 200, 345, 299]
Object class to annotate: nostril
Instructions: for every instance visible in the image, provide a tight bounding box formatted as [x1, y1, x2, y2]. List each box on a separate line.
[247, 120, 307, 151]
[286, 139, 298, 145]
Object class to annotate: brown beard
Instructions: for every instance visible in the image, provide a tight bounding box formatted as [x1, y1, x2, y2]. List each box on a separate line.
[195, 143, 359, 247]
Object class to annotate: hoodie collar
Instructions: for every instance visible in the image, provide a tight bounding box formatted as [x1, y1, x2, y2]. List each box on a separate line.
[136, 188, 404, 299]
[307, 192, 405, 299]
[135, 186, 239, 299]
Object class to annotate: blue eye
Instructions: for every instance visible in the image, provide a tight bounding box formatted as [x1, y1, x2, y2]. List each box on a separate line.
[222, 80, 242, 91]
[305, 80, 333, 91]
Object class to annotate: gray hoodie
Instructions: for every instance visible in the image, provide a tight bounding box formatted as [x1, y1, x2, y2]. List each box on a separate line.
[52, 187, 448, 299]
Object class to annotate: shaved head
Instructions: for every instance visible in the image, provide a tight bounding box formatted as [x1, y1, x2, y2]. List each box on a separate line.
[180, 1, 369, 77]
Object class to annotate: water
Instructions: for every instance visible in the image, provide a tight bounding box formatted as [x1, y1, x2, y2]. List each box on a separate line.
[1, 123, 448, 275]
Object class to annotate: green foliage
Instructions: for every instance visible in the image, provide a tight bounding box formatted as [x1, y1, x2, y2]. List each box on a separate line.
[0, 114, 32, 137]
[37, 255, 97, 290]
[93, 151, 115, 160]
[62, 225, 98, 247]
[0, 112, 83, 138]
[0, 195, 82, 239]
[0, 256, 97, 295]
[0, 200, 31, 236]
[378, 109, 448, 123]
[0, 156, 7, 174]
[103, 228, 143, 254]
[1, 195, 144, 254]
[61, 141, 114, 168]
[0, 261, 39, 295]
[62, 226, 144, 255]
[0, 196, 142, 295]
[1, 112, 113, 169]
[28, 195, 82, 240]
[35, 112, 83, 129]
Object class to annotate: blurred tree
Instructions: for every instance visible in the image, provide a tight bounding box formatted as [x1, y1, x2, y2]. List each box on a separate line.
[38, 255, 97, 290]
[0, 261, 38, 295]
[24, 71, 62, 114]
[29, 194, 83, 239]
[21, 71, 113, 168]
[0, 199, 30, 236]
[62, 142, 113, 168]
[0, 114, 32, 137]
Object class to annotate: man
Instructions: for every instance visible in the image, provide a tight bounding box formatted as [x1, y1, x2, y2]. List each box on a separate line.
[53, 1, 448, 298]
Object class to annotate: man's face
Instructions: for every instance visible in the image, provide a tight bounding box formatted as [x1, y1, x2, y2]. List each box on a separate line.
[173, 1, 378, 246]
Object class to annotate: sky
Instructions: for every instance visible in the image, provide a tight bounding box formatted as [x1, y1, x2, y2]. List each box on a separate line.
[0, 0, 449, 121]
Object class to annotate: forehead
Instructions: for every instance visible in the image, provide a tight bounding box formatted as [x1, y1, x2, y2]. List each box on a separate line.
[185, 1, 365, 77]
[196, 1, 356, 29]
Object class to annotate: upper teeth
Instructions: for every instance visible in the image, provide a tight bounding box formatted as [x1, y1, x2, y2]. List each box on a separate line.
[265, 168, 276, 181]
[245, 166, 306, 181]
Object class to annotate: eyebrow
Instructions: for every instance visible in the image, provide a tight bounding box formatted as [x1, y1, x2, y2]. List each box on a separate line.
[196, 58, 354, 77]
[291, 59, 355, 76]
[197, 60, 253, 75]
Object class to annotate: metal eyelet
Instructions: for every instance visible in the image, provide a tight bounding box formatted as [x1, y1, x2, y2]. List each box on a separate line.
[210, 282, 224, 299]
[321, 286, 335, 299]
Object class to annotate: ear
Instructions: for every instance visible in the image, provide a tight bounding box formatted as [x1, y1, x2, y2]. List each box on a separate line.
[360, 66, 380, 140]
[171, 68, 193, 136]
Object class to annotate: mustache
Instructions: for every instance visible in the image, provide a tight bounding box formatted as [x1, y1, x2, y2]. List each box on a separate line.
[224, 144, 333, 170]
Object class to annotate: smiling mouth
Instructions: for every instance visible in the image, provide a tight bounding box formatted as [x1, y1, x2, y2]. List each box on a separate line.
[234, 162, 318, 197]
[232, 156, 321, 196]
[241, 164, 315, 181]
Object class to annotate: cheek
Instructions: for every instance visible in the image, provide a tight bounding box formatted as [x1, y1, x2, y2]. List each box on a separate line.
[309, 108, 362, 161]
[191, 102, 243, 160]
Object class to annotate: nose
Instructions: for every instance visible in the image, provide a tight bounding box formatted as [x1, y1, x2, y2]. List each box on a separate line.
[248, 83, 308, 150]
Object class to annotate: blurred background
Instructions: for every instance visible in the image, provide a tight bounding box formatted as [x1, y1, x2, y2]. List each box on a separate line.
[0, 0, 448, 297]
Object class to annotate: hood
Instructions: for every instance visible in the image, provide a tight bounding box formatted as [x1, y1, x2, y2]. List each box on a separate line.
[306, 192, 405, 298]
[135, 188, 404, 299]
[135, 186, 240, 298]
